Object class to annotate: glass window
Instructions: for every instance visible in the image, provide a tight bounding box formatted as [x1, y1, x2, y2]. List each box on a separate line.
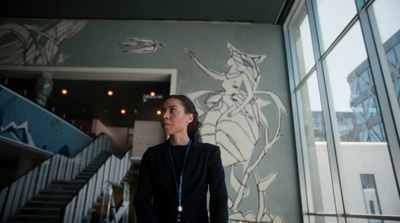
[323, 21, 400, 216]
[288, 2, 315, 86]
[296, 72, 336, 213]
[313, 0, 357, 53]
[361, 174, 382, 216]
[370, 0, 400, 109]
[309, 216, 338, 223]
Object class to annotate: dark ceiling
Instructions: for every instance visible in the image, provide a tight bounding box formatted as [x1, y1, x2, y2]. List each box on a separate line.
[0, 0, 294, 132]
[1, 76, 170, 131]
[0, 0, 294, 25]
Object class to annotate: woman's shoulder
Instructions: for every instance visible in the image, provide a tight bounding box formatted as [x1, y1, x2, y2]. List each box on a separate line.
[198, 141, 218, 149]
[194, 139, 220, 153]
[143, 141, 169, 155]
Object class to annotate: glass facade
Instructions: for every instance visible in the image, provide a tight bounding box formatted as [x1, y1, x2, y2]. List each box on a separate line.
[284, 0, 400, 222]
[370, 0, 400, 109]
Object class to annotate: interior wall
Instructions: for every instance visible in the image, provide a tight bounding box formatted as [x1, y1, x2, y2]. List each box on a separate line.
[132, 120, 165, 162]
[0, 18, 300, 222]
[91, 119, 133, 151]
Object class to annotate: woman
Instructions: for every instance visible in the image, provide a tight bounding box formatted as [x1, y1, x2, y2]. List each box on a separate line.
[133, 95, 228, 223]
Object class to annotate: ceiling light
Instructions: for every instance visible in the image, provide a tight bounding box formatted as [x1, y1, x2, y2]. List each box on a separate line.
[61, 89, 68, 95]
[107, 90, 114, 96]
[120, 109, 126, 115]
[143, 93, 163, 100]
[156, 109, 162, 115]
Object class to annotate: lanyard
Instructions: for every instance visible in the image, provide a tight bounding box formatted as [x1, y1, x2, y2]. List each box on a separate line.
[169, 138, 192, 213]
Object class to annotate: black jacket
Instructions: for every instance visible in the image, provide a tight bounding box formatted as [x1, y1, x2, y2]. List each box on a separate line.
[133, 137, 228, 223]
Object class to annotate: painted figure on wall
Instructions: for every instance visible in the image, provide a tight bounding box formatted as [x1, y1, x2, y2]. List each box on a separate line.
[119, 37, 167, 53]
[0, 20, 86, 65]
[35, 72, 54, 107]
[186, 43, 287, 222]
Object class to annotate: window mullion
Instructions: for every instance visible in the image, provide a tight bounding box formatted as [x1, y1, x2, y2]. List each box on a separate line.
[305, 0, 346, 222]
[283, 1, 311, 222]
[356, 0, 400, 194]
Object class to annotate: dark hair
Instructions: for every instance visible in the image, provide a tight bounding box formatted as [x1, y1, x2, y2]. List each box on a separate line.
[162, 95, 202, 142]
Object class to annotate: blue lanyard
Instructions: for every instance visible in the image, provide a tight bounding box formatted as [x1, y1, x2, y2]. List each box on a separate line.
[169, 138, 191, 212]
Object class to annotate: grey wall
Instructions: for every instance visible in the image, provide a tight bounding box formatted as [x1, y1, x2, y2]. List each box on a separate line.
[0, 19, 300, 222]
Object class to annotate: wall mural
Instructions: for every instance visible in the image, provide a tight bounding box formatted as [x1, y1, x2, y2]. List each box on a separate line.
[0, 19, 293, 221]
[186, 43, 287, 222]
[0, 20, 91, 156]
[0, 20, 86, 65]
[119, 37, 167, 53]
[0, 85, 92, 156]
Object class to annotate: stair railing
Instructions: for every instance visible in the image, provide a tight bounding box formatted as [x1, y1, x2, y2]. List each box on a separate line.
[100, 181, 130, 223]
[0, 133, 111, 222]
[62, 149, 132, 223]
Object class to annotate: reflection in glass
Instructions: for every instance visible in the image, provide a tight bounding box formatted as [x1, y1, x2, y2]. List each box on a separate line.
[297, 72, 336, 214]
[313, 0, 357, 53]
[309, 216, 337, 223]
[347, 218, 391, 223]
[323, 22, 400, 215]
[288, 2, 315, 85]
[371, 0, 400, 109]
[360, 174, 382, 217]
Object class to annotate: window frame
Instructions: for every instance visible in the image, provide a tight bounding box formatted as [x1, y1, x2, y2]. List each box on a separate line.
[283, 0, 400, 222]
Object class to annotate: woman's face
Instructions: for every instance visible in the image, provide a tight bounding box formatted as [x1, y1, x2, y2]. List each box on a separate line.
[161, 98, 193, 137]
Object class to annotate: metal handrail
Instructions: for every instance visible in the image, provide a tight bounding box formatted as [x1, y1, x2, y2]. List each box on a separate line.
[0, 133, 111, 222]
[100, 181, 130, 223]
[62, 148, 132, 223]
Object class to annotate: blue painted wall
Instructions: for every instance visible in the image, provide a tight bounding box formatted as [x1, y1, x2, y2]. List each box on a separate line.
[0, 85, 92, 157]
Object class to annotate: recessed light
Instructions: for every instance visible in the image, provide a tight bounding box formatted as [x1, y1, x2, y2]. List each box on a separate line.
[120, 109, 126, 115]
[107, 90, 114, 96]
[61, 89, 68, 95]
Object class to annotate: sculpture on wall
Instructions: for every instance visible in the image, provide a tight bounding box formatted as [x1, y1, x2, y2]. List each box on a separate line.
[119, 37, 166, 53]
[0, 20, 86, 65]
[186, 43, 287, 222]
[34, 72, 54, 107]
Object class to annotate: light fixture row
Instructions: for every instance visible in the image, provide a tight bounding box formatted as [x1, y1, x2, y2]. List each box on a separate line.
[60, 89, 163, 115]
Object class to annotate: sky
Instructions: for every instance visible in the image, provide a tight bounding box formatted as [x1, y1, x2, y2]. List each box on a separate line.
[302, 0, 400, 112]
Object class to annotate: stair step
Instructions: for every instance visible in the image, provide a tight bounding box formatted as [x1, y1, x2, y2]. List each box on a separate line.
[52, 179, 86, 184]
[45, 185, 82, 191]
[85, 166, 100, 170]
[32, 194, 72, 201]
[46, 182, 84, 188]
[75, 176, 91, 180]
[8, 213, 60, 222]
[24, 200, 66, 208]
[18, 206, 62, 215]
[79, 171, 95, 175]
[40, 189, 77, 195]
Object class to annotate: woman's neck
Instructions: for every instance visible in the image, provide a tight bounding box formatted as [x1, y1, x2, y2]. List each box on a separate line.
[170, 135, 190, 146]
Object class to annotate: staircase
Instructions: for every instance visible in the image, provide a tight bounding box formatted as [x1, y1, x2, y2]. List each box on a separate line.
[1, 134, 133, 223]
[91, 163, 139, 223]
[5, 151, 113, 223]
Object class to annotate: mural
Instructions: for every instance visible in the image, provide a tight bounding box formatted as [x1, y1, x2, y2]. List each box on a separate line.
[0, 20, 91, 156]
[0, 96, 36, 148]
[0, 20, 86, 65]
[119, 37, 166, 53]
[0, 85, 92, 156]
[0, 18, 298, 221]
[186, 43, 287, 222]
